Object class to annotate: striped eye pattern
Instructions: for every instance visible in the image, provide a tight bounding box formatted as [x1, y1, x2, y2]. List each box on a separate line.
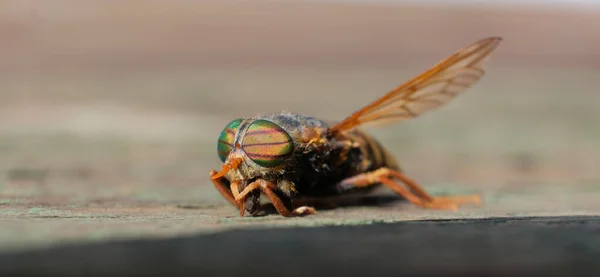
[217, 118, 242, 162]
[242, 119, 294, 168]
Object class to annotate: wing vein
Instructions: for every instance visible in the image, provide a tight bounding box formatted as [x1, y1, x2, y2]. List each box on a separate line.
[329, 36, 502, 134]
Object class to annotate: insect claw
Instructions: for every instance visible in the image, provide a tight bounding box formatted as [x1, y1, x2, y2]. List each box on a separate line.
[291, 206, 317, 216]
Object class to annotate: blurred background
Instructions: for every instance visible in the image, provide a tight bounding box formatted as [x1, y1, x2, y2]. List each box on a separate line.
[1, 0, 600, 252]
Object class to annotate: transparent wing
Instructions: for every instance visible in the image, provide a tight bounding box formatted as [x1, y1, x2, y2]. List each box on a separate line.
[329, 37, 502, 134]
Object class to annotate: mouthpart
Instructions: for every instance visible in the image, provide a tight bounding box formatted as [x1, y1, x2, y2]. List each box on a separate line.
[211, 157, 244, 180]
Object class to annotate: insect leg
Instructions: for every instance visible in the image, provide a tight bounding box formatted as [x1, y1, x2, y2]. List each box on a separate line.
[235, 179, 316, 217]
[208, 170, 238, 207]
[229, 180, 249, 216]
[337, 167, 480, 210]
[384, 169, 481, 207]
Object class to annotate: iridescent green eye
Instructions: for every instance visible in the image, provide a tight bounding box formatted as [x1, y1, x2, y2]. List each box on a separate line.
[217, 118, 242, 162]
[242, 119, 294, 167]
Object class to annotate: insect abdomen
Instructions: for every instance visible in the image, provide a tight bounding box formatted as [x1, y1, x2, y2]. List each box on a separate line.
[344, 128, 400, 174]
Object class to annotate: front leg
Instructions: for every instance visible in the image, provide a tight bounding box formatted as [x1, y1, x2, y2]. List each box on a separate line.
[209, 170, 239, 208]
[235, 179, 317, 217]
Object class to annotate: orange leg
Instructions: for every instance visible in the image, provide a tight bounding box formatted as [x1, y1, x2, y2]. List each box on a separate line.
[230, 180, 249, 216]
[235, 179, 316, 217]
[209, 170, 239, 208]
[337, 167, 481, 210]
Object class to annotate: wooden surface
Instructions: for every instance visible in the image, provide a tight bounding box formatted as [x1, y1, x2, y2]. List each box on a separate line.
[1, 216, 599, 276]
[0, 2, 599, 273]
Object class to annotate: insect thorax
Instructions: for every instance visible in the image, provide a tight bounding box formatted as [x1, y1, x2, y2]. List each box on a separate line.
[256, 111, 399, 196]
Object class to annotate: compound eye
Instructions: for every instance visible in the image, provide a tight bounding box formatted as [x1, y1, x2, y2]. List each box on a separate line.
[242, 119, 294, 167]
[217, 118, 243, 162]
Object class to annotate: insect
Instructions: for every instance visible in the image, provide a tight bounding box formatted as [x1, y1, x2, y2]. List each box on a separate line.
[210, 36, 502, 217]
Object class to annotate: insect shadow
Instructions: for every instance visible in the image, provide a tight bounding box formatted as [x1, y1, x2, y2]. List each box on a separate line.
[252, 193, 405, 217]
